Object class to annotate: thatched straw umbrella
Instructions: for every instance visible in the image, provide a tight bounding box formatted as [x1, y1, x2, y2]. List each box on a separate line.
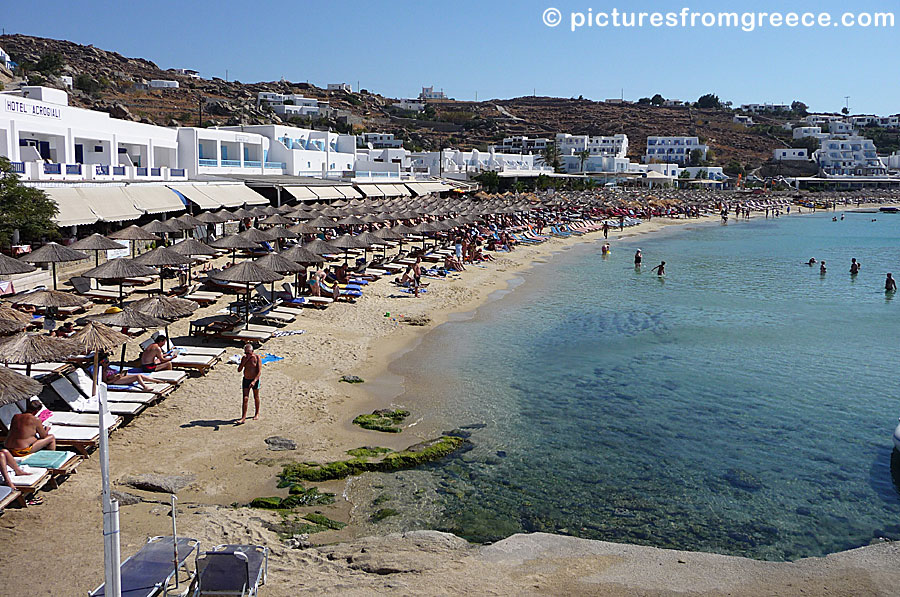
[210, 234, 261, 264]
[69, 233, 124, 267]
[170, 238, 218, 283]
[0, 332, 79, 376]
[142, 220, 177, 236]
[175, 213, 204, 229]
[280, 245, 325, 266]
[0, 253, 36, 277]
[0, 304, 33, 334]
[288, 222, 318, 236]
[336, 215, 365, 228]
[12, 289, 89, 322]
[410, 221, 438, 249]
[22, 242, 88, 290]
[211, 261, 281, 323]
[255, 253, 305, 298]
[307, 216, 339, 229]
[109, 225, 160, 258]
[71, 321, 131, 396]
[0, 365, 43, 405]
[86, 308, 168, 370]
[355, 231, 389, 261]
[133, 246, 194, 293]
[302, 238, 338, 256]
[260, 214, 293, 227]
[329, 234, 370, 265]
[129, 295, 198, 342]
[81, 258, 159, 304]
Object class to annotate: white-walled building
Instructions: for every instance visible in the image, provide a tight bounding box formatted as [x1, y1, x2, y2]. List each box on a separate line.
[876, 116, 900, 128]
[733, 115, 754, 126]
[793, 126, 824, 140]
[257, 92, 322, 117]
[0, 46, 15, 71]
[850, 115, 879, 128]
[359, 133, 403, 149]
[327, 83, 352, 93]
[418, 86, 447, 101]
[663, 99, 684, 107]
[172, 69, 201, 79]
[490, 136, 551, 155]
[814, 136, 886, 176]
[176, 127, 272, 178]
[556, 133, 628, 158]
[644, 136, 708, 164]
[149, 80, 179, 89]
[411, 149, 551, 178]
[559, 154, 631, 173]
[1, 86, 182, 182]
[829, 121, 855, 135]
[740, 103, 790, 114]
[355, 148, 412, 177]
[804, 114, 845, 126]
[774, 148, 810, 161]
[883, 152, 900, 170]
[392, 99, 425, 112]
[221, 124, 356, 177]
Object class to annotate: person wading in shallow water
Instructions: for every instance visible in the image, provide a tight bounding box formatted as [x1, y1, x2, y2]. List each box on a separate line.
[651, 261, 666, 277]
[634, 249, 642, 267]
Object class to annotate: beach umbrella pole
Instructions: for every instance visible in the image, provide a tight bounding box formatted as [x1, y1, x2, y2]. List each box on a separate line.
[52, 262, 57, 291]
[98, 382, 122, 597]
[171, 494, 179, 589]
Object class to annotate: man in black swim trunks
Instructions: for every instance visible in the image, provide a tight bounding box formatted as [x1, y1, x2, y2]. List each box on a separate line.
[140, 336, 174, 372]
[237, 343, 261, 424]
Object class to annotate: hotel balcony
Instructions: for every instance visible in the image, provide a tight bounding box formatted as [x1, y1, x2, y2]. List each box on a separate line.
[11, 161, 188, 182]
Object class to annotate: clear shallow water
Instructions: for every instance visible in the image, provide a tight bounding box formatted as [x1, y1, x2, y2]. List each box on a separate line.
[376, 212, 900, 561]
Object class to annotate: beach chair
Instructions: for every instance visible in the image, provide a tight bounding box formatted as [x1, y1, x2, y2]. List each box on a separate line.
[139, 337, 220, 375]
[0, 401, 102, 456]
[191, 544, 268, 596]
[4, 465, 50, 500]
[89, 535, 200, 597]
[181, 284, 223, 306]
[68, 369, 168, 403]
[49, 377, 146, 418]
[0, 484, 23, 511]
[16, 449, 82, 488]
[71, 277, 119, 302]
[0, 399, 120, 433]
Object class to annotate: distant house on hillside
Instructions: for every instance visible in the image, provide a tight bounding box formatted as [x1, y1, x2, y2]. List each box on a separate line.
[149, 79, 179, 89]
[171, 68, 201, 79]
[0, 46, 16, 71]
[419, 86, 447, 100]
[392, 99, 425, 112]
[327, 83, 352, 93]
[733, 115, 754, 126]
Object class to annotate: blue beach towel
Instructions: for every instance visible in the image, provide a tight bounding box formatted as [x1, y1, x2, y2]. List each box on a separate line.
[260, 353, 283, 365]
[17, 450, 71, 469]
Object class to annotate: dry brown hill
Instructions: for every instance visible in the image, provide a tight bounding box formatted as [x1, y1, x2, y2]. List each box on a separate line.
[1, 34, 792, 168]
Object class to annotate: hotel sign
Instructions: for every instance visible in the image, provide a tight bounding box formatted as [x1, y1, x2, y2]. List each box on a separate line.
[5, 98, 62, 119]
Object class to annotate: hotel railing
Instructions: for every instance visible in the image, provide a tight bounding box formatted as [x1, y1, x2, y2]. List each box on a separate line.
[136, 167, 148, 176]
[264, 162, 285, 169]
[11, 161, 25, 174]
[170, 168, 185, 177]
[151, 167, 161, 176]
[44, 163, 61, 175]
[221, 160, 241, 167]
[244, 160, 262, 168]
[199, 159, 218, 167]
[95, 165, 109, 176]
[65, 164, 82, 175]
[113, 166, 126, 176]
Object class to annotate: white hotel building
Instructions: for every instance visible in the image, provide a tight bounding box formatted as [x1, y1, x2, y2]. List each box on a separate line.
[490, 136, 551, 155]
[643, 136, 708, 164]
[813, 137, 887, 177]
[556, 133, 628, 158]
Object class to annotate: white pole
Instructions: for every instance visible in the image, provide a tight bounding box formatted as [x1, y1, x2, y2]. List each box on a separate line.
[99, 382, 122, 597]
[171, 494, 180, 590]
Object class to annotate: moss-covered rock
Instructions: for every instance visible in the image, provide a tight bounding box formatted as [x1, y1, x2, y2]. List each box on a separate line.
[303, 513, 347, 530]
[279, 436, 466, 483]
[371, 508, 400, 522]
[249, 496, 284, 509]
[250, 484, 335, 510]
[347, 446, 393, 458]
[352, 409, 411, 433]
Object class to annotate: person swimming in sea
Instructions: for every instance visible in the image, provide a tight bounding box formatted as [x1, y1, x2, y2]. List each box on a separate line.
[651, 261, 666, 277]
[601, 243, 610, 256]
[850, 258, 860, 275]
[886, 273, 897, 292]
[634, 249, 642, 267]
[819, 260, 827, 274]
[807, 258, 817, 266]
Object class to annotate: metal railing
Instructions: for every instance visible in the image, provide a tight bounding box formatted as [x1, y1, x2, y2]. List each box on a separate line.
[95, 165, 109, 175]
[11, 162, 25, 174]
[221, 160, 241, 167]
[113, 166, 126, 176]
[151, 167, 161, 176]
[44, 163, 61, 174]
[170, 168, 185, 177]
[244, 160, 262, 168]
[66, 164, 82, 175]
[264, 161, 285, 169]
[199, 159, 218, 167]
[136, 167, 148, 176]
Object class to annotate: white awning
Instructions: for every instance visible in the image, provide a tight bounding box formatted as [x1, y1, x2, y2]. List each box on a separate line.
[310, 186, 344, 200]
[44, 187, 100, 227]
[418, 181, 451, 193]
[391, 183, 411, 196]
[283, 186, 318, 201]
[375, 184, 400, 197]
[355, 184, 385, 198]
[168, 185, 223, 210]
[404, 182, 428, 196]
[226, 184, 269, 206]
[335, 186, 363, 199]
[77, 186, 143, 222]
[123, 185, 186, 214]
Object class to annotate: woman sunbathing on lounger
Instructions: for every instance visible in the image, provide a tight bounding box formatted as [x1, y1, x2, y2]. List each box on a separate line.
[0, 448, 28, 488]
[99, 355, 170, 392]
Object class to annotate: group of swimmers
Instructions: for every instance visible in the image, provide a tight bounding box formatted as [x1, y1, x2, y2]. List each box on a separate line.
[806, 257, 897, 291]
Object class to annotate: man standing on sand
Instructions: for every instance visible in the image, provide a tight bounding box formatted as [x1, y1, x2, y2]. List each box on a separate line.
[602, 222, 609, 239]
[237, 343, 261, 424]
[4, 399, 56, 457]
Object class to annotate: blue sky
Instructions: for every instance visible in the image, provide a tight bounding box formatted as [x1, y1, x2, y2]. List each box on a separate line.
[5, 0, 899, 114]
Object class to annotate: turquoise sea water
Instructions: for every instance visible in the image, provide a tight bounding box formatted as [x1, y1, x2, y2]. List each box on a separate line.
[380, 212, 900, 561]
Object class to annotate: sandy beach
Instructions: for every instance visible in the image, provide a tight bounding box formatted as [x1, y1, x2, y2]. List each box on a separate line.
[3, 210, 900, 596]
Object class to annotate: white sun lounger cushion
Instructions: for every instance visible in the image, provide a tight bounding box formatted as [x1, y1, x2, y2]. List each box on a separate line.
[7, 466, 48, 486]
[45, 425, 99, 441]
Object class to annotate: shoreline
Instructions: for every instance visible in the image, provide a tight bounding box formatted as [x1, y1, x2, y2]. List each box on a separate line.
[4, 206, 900, 595]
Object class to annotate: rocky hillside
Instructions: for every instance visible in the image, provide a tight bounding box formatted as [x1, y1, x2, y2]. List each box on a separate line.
[1, 34, 790, 168]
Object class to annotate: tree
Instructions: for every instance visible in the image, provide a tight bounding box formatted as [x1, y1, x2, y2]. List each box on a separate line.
[577, 149, 590, 173]
[0, 158, 58, 248]
[696, 94, 721, 109]
[473, 171, 500, 193]
[841, 107, 849, 115]
[637, 97, 651, 105]
[650, 94, 665, 106]
[689, 148, 704, 166]
[679, 169, 691, 179]
[791, 101, 809, 116]
[540, 144, 561, 173]
[35, 52, 65, 77]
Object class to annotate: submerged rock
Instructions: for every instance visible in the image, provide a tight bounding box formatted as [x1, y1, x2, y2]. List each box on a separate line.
[723, 468, 764, 492]
[340, 375, 365, 384]
[353, 409, 410, 433]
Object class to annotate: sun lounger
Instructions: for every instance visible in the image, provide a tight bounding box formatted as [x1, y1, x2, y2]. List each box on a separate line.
[68, 370, 167, 403]
[50, 377, 146, 418]
[71, 277, 120, 302]
[192, 544, 268, 596]
[142, 334, 222, 374]
[181, 284, 223, 305]
[252, 308, 295, 326]
[5, 465, 50, 498]
[0, 401, 102, 455]
[220, 327, 272, 343]
[17, 449, 82, 487]
[0, 485, 23, 511]
[0, 399, 120, 432]
[89, 535, 200, 597]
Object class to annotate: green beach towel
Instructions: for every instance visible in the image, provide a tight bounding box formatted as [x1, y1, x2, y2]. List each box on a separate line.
[17, 450, 72, 469]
